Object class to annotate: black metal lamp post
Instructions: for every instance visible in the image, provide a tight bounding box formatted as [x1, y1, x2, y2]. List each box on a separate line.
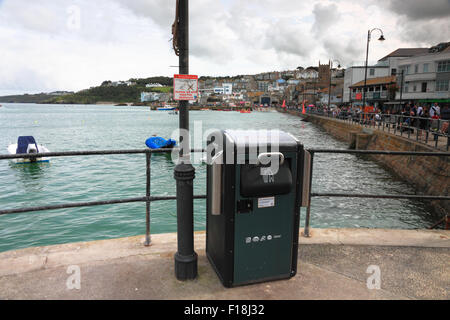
[173, 0, 198, 281]
[399, 69, 404, 107]
[362, 28, 385, 108]
[328, 60, 341, 110]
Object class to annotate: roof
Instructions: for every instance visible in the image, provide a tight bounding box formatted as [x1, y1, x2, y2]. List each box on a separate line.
[350, 76, 396, 88]
[379, 48, 429, 61]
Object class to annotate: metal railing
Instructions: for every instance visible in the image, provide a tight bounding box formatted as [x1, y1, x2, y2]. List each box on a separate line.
[307, 109, 450, 151]
[0, 148, 206, 246]
[302, 148, 450, 236]
[1, 146, 449, 246]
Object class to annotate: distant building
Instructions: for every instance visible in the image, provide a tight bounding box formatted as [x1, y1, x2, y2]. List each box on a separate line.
[343, 65, 390, 103]
[146, 83, 163, 88]
[343, 47, 431, 104]
[48, 91, 74, 96]
[141, 92, 160, 102]
[378, 48, 429, 76]
[223, 83, 233, 95]
[349, 76, 397, 108]
[318, 61, 331, 88]
[396, 43, 450, 104]
[213, 87, 225, 95]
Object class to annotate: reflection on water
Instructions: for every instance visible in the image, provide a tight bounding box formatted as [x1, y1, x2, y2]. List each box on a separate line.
[9, 162, 50, 192]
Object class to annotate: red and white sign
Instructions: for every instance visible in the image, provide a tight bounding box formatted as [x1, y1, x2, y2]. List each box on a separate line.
[174, 74, 198, 101]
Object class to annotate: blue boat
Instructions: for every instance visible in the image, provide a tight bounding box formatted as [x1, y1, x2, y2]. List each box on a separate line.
[7, 136, 50, 164]
[145, 136, 177, 149]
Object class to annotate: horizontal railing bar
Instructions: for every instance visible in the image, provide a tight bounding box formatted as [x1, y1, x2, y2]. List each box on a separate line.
[0, 197, 147, 215]
[0, 148, 205, 160]
[311, 193, 450, 200]
[307, 149, 450, 156]
[0, 195, 207, 215]
[150, 195, 207, 201]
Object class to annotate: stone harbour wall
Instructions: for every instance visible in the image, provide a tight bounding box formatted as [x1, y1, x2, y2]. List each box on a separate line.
[289, 111, 449, 216]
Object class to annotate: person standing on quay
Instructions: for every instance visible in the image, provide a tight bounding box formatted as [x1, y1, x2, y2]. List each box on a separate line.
[430, 102, 441, 119]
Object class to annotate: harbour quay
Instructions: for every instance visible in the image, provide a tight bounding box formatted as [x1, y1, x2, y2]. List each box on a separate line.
[0, 228, 448, 300]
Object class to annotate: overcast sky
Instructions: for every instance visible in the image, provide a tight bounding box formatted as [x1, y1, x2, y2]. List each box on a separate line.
[0, 0, 449, 95]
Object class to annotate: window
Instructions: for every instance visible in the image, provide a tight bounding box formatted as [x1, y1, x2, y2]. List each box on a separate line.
[421, 82, 427, 92]
[369, 87, 374, 92]
[369, 69, 375, 76]
[391, 68, 397, 75]
[405, 65, 410, 74]
[404, 85, 409, 93]
[437, 60, 450, 72]
[413, 85, 417, 92]
[414, 65, 419, 73]
[436, 80, 449, 91]
[423, 63, 429, 73]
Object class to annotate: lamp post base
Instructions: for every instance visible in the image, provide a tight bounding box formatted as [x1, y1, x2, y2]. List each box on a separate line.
[175, 252, 198, 280]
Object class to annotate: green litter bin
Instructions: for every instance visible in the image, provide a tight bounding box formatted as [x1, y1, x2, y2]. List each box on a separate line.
[206, 130, 305, 287]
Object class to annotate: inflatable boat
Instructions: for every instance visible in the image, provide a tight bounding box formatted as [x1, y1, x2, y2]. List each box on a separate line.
[7, 136, 50, 164]
[145, 136, 177, 149]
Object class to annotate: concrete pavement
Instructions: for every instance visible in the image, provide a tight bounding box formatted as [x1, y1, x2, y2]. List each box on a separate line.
[0, 228, 449, 300]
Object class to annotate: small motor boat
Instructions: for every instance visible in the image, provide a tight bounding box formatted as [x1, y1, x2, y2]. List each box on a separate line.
[145, 136, 177, 149]
[157, 106, 176, 111]
[7, 136, 50, 164]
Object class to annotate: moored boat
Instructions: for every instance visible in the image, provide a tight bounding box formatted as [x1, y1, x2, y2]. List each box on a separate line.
[7, 136, 50, 164]
[145, 136, 177, 149]
[157, 105, 176, 111]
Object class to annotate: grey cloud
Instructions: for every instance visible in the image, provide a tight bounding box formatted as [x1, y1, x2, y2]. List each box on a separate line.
[397, 19, 450, 45]
[0, 0, 64, 34]
[263, 20, 315, 59]
[312, 3, 340, 36]
[383, 0, 450, 45]
[322, 38, 364, 67]
[387, 0, 450, 20]
[115, 0, 175, 28]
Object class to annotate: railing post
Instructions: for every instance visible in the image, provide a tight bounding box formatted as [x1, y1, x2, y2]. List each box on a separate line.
[435, 119, 440, 148]
[304, 151, 314, 238]
[400, 115, 403, 136]
[144, 151, 151, 246]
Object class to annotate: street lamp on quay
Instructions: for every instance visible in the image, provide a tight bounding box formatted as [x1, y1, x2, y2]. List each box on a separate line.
[362, 28, 386, 108]
[328, 59, 341, 110]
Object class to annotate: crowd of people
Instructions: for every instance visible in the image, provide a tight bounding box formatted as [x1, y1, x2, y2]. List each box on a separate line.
[315, 102, 450, 136]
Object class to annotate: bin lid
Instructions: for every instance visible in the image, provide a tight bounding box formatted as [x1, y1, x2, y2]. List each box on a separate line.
[223, 129, 299, 152]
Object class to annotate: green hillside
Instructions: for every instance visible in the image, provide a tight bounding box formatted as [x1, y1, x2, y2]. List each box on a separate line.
[0, 76, 174, 105]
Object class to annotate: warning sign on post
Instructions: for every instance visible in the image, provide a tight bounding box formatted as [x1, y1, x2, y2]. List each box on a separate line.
[174, 74, 198, 101]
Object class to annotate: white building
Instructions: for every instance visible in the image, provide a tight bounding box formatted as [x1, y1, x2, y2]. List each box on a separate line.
[396, 45, 450, 102]
[146, 83, 163, 88]
[223, 83, 233, 95]
[343, 66, 389, 103]
[343, 48, 430, 103]
[141, 92, 160, 102]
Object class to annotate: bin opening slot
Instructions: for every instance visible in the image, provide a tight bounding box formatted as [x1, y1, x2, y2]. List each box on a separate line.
[240, 160, 292, 198]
